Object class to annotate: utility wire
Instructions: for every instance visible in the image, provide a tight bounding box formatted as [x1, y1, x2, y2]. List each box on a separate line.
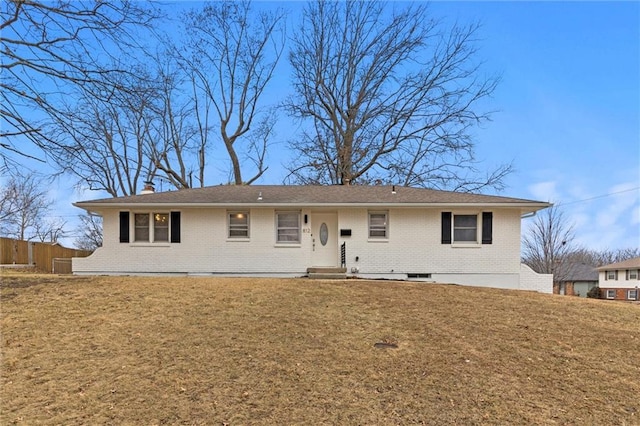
[557, 186, 640, 207]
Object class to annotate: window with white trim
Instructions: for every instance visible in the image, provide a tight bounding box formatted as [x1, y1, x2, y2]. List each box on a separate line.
[276, 211, 300, 243]
[453, 214, 478, 243]
[368, 211, 388, 238]
[628, 289, 638, 300]
[228, 211, 249, 238]
[607, 270, 617, 280]
[628, 269, 638, 280]
[134, 213, 150, 242]
[606, 289, 616, 299]
[134, 212, 170, 242]
[154, 213, 169, 242]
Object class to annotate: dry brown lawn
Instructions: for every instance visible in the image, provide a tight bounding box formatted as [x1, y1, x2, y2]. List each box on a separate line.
[1, 271, 639, 425]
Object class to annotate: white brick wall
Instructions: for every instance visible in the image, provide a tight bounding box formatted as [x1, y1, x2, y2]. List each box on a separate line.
[73, 206, 544, 291]
[519, 263, 553, 293]
[74, 207, 313, 275]
[338, 208, 522, 276]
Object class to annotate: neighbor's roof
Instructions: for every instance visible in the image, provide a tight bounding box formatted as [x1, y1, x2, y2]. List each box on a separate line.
[74, 185, 550, 212]
[597, 257, 640, 271]
[559, 263, 599, 282]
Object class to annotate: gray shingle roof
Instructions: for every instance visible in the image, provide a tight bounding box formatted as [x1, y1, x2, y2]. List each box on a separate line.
[74, 185, 549, 211]
[597, 257, 640, 271]
[560, 263, 599, 282]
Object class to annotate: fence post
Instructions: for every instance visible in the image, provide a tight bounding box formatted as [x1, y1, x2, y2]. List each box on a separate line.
[28, 241, 34, 266]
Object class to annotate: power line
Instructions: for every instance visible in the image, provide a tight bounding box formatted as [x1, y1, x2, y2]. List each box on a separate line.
[557, 186, 640, 207]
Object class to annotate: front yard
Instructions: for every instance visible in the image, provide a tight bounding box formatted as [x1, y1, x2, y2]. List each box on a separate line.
[1, 272, 639, 424]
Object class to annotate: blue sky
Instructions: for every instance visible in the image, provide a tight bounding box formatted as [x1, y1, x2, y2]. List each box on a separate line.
[424, 1, 640, 251]
[11, 1, 640, 251]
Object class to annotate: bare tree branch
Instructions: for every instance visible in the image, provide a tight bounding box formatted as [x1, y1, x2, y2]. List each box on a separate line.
[522, 206, 577, 282]
[284, 1, 509, 189]
[0, 172, 65, 241]
[1, 0, 159, 165]
[179, 0, 285, 184]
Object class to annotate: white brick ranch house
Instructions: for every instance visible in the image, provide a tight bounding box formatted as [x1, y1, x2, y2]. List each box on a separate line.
[72, 185, 552, 292]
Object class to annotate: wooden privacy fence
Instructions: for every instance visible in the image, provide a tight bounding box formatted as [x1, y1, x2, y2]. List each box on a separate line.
[0, 237, 92, 273]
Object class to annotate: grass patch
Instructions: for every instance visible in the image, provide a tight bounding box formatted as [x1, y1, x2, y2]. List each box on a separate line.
[2, 272, 639, 425]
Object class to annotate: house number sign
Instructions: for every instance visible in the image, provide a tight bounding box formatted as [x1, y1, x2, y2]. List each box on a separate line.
[319, 223, 328, 246]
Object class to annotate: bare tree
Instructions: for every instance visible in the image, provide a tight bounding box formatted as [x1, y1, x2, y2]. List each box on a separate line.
[567, 247, 640, 267]
[147, 62, 212, 189]
[522, 206, 577, 282]
[32, 218, 68, 243]
[1, 0, 158, 169]
[284, 1, 510, 189]
[48, 67, 159, 197]
[74, 214, 103, 251]
[180, 0, 286, 185]
[0, 173, 65, 241]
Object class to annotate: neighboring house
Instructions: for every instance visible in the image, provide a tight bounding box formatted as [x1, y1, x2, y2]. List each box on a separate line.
[597, 257, 640, 301]
[553, 262, 599, 297]
[72, 185, 553, 293]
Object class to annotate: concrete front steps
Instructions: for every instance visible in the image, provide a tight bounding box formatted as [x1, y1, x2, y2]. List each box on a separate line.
[307, 267, 347, 280]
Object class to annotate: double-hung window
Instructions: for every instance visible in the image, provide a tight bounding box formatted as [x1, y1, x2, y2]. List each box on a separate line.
[229, 212, 249, 238]
[369, 211, 388, 239]
[606, 289, 616, 299]
[276, 211, 300, 243]
[628, 269, 638, 280]
[453, 214, 478, 243]
[628, 289, 638, 300]
[154, 213, 169, 242]
[606, 270, 617, 280]
[134, 213, 150, 242]
[120, 211, 180, 244]
[134, 212, 169, 242]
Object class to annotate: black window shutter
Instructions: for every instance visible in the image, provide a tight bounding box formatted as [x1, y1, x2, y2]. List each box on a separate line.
[441, 212, 452, 244]
[119, 212, 130, 243]
[482, 212, 493, 244]
[170, 211, 181, 243]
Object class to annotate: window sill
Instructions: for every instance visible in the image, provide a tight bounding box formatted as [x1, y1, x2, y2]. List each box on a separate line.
[226, 238, 250, 242]
[274, 243, 301, 248]
[367, 238, 388, 243]
[451, 242, 481, 248]
[130, 243, 171, 247]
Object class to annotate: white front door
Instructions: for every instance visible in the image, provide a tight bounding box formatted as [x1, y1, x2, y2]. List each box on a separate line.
[311, 213, 339, 267]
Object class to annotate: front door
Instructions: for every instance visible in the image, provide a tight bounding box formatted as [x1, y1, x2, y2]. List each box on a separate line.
[311, 212, 338, 267]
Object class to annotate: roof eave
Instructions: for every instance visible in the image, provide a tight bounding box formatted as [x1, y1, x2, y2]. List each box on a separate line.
[74, 201, 551, 211]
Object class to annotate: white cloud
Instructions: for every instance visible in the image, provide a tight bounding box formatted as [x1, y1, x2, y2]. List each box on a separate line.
[528, 181, 559, 203]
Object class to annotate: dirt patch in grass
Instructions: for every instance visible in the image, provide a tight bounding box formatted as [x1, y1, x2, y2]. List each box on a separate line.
[2, 272, 639, 425]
